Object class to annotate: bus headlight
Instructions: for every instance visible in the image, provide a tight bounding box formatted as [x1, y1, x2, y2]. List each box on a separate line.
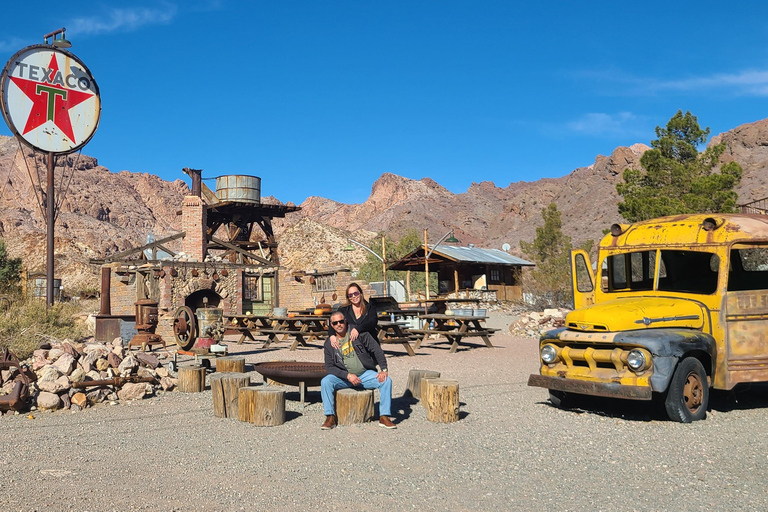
[627, 349, 648, 371]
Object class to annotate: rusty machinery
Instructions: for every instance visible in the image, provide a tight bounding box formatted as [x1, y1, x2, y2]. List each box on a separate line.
[0, 348, 37, 411]
[172, 297, 227, 364]
[128, 299, 167, 352]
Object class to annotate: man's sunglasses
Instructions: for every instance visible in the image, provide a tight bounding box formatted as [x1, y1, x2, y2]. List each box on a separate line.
[331, 319, 346, 326]
[348, 291, 361, 298]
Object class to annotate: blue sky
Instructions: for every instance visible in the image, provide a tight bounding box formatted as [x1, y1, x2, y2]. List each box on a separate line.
[1, 1, 768, 205]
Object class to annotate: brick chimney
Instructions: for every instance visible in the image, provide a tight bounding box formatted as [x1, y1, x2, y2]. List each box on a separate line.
[181, 195, 207, 262]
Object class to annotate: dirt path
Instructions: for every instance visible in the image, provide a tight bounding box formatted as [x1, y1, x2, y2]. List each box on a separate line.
[2, 317, 768, 511]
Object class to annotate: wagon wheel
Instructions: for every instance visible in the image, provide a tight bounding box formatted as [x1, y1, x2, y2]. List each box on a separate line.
[173, 306, 197, 350]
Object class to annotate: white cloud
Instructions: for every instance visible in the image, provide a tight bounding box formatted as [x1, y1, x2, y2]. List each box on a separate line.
[566, 112, 641, 136]
[653, 70, 768, 96]
[580, 68, 768, 97]
[67, 2, 178, 36]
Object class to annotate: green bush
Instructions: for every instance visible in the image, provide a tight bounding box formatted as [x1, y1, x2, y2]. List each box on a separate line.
[0, 298, 91, 359]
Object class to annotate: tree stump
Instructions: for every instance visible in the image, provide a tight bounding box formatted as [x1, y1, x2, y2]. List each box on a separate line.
[405, 369, 440, 400]
[247, 387, 286, 426]
[335, 388, 374, 425]
[424, 378, 460, 423]
[238, 386, 260, 423]
[215, 356, 246, 373]
[419, 375, 441, 408]
[177, 365, 206, 393]
[210, 372, 251, 418]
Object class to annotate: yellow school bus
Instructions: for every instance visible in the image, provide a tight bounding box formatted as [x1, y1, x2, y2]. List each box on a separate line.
[528, 213, 768, 422]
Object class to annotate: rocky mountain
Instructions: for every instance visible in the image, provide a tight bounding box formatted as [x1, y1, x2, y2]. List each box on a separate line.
[1, 117, 767, 293]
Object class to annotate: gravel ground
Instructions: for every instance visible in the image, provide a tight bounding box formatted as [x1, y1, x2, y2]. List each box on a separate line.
[3, 313, 768, 511]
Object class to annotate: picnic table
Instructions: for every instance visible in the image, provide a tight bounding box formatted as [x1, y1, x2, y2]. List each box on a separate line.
[259, 315, 329, 351]
[411, 313, 498, 353]
[379, 309, 422, 321]
[224, 314, 275, 344]
[414, 297, 481, 313]
[376, 320, 417, 356]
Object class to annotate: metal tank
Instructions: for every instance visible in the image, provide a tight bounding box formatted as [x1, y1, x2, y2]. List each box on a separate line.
[196, 307, 224, 342]
[215, 175, 261, 204]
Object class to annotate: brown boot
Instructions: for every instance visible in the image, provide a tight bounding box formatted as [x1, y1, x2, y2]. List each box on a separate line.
[378, 416, 397, 429]
[321, 415, 337, 430]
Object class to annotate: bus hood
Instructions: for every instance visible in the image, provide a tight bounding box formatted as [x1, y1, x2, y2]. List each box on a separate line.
[565, 297, 705, 332]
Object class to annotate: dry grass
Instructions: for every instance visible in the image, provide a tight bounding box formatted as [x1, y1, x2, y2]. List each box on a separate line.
[0, 298, 93, 359]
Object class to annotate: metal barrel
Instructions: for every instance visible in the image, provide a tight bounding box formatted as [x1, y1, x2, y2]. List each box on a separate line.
[215, 175, 261, 204]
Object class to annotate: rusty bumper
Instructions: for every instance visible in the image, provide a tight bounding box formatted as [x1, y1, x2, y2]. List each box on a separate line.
[527, 374, 653, 400]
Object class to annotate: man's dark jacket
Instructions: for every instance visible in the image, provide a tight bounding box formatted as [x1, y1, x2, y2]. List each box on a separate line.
[324, 331, 388, 380]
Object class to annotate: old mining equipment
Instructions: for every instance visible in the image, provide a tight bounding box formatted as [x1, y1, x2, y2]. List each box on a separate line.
[171, 297, 227, 371]
[128, 299, 166, 351]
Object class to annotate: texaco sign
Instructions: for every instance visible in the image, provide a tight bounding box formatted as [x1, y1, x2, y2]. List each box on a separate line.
[0, 44, 100, 154]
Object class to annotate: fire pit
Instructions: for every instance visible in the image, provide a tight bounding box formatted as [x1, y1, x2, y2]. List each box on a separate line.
[253, 361, 327, 388]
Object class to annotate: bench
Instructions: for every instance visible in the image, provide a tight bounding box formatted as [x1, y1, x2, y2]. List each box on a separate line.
[410, 328, 495, 352]
[258, 329, 327, 350]
[378, 336, 416, 357]
[223, 325, 258, 344]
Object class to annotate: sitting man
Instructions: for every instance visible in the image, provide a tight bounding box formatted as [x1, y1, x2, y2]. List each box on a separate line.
[321, 310, 396, 430]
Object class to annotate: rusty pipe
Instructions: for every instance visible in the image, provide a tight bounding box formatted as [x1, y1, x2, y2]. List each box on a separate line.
[71, 376, 156, 388]
[99, 266, 111, 315]
[182, 168, 202, 197]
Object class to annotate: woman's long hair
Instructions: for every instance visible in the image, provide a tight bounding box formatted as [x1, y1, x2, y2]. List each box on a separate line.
[345, 282, 367, 316]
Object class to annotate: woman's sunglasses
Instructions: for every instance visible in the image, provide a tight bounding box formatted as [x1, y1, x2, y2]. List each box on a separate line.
[348, 291, 361, 298]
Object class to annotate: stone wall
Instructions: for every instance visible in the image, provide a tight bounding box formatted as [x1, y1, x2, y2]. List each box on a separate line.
[103, 263, 268, 344]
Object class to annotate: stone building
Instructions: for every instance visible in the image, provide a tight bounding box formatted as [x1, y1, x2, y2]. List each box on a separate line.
[93, 170, 298, 343]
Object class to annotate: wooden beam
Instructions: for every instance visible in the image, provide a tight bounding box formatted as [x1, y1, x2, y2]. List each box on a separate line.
[97, 232, 184, 262]
[209, 236, 275, 266]
[201, 182, 220, 205]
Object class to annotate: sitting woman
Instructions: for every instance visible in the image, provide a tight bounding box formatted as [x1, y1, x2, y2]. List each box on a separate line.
[329, 282, 379, 347]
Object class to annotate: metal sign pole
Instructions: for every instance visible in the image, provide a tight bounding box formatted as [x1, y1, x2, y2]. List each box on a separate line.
[46, 152, 55, 306]
[0, 31, 101, 308]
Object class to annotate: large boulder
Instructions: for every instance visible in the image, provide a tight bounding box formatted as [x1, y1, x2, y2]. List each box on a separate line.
[118, 355, 138, 375]
[117, 382, 150, 401]
[36, 392, 62, 410]
[52, 353, 76, 375]
[38, 375, 69, 394]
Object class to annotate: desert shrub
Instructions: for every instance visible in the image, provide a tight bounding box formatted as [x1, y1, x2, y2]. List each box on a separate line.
[0, 298, 91, 359]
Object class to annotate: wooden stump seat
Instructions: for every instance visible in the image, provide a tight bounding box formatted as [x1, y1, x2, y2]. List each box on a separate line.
[177, 365, 206, 393]
[335, 388, 374, 425]
[238, 386, 286, 426]
[210, 372, 251, 418]
[424, 378, 460, 423]
[215, 356, 246, 373]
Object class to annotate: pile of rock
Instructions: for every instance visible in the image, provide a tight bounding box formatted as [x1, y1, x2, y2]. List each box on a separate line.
[509, 308, 569, 338]
[0, 338, 176, 414]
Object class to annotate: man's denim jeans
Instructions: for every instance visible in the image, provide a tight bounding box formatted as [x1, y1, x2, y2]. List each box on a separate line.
[321, 370, 392, 416]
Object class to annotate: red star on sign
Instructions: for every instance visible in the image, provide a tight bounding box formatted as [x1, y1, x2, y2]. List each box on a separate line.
[9, 54, 95, 144]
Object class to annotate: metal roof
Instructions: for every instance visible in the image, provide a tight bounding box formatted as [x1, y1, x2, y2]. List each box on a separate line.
[428, 245, 534, 266]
